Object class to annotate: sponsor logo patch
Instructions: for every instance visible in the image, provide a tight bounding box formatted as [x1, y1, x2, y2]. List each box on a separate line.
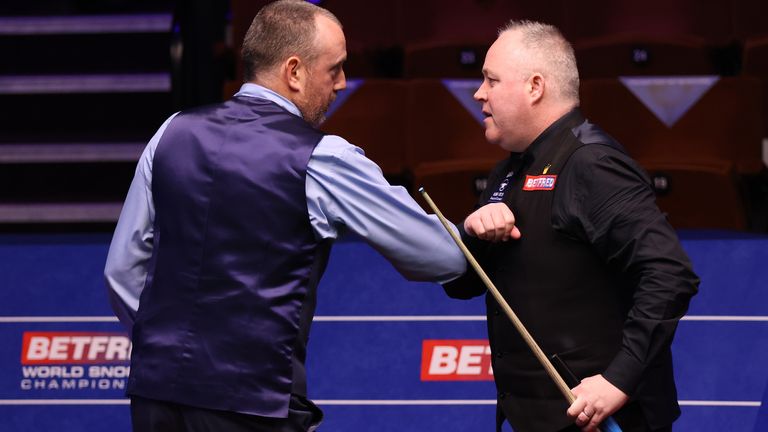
[21, 332, 131, 364]
[420, 339, 493, 381]
[17, 331, 131, 392]
[522, 175, 557, 191]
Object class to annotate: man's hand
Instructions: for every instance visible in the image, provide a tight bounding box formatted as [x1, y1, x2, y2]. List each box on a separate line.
[463, 203, 521, 242]
[566, 374, 628, 431]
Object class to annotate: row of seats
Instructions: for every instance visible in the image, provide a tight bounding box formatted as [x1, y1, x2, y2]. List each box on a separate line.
[743, 35, 768, 136]
[414, 159, 758, 231]
[316, 78, 765, 229]
[643, 161, 751, 231]
[228, 0, 768, 79]
[229, 2, 768, 141]
[319, 79, 506, 222]
[362, 34, 768, 79]
[320, 80, 507, 175]
[222, 30, 768, 80]
[580, 76, 765, 231]
[411, 159, 760, 231]
[230, 0, 768, 47]
[320, 78, 764, 176]
[579, 77, 764, 173]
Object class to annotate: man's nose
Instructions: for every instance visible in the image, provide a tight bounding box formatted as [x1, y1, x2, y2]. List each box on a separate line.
[335, 70, 347, 91]
[474, 82, 487, 101]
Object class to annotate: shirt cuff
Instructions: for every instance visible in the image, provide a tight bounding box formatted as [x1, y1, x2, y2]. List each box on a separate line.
[602, 349, 645, 395]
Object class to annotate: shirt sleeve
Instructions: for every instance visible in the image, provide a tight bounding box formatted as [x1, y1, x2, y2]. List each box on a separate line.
[306, 135, 467, 283]
[440, 158, 513, 299]
[553, 145, 699, 395]
[104, 113, 178, 332]
[440, 226, 490, 299]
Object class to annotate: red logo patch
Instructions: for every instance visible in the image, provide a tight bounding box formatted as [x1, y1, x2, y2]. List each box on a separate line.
[420, 340, 493, 381]
[21, 332, 131, 364]
[522, 175, 557, 191]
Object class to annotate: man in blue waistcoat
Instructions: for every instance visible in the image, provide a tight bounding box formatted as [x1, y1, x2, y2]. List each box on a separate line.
[104, 1, 475, 430]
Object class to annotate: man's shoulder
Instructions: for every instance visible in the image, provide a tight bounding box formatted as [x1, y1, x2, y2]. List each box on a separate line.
[564, 118, 633, 167]
[568, 118, 628, 155]
[569, 141, 629, 165]
[313, 134, 364, 159]
[563, 138, 650, 187]
[557, 119, 648, 181]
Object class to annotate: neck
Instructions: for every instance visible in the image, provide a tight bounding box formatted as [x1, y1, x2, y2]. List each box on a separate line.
[538, 100, 575, 129]
[250, 75, 297, 106]
[522, 100, 575, 149]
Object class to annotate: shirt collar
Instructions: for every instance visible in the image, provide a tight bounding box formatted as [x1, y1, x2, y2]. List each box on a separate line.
[518, 107, 584, 163]
[235, 83, 303, 118]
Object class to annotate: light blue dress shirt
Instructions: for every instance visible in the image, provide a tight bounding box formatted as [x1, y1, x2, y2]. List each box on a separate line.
[105, 83, 467, 322]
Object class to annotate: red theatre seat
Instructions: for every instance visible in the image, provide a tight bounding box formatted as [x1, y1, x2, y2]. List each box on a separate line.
[406, 79, 507, 219]
[642, 160, 748, 230]
[742, 35, 768, 137]
[403, 42, 489, 79]
[320, 80, 409, 182]
[405, 79, 507, 169]
[579, 76, 764, 174]
[413, 158, 499, 223]
[574, 34, 717, 79]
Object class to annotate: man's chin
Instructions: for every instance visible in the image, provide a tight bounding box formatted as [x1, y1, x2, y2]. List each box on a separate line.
[485, 131, 501, 147]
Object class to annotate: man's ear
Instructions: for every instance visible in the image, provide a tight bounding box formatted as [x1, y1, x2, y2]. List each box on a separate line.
[528, 73, 544, 104]
[285, 56, 304, 92]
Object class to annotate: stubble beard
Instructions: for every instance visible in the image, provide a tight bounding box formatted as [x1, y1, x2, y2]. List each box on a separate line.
[301, 94, 333, 127]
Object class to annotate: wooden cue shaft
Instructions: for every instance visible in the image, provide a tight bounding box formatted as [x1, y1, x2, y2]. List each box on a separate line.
[419, 188, 576, 404]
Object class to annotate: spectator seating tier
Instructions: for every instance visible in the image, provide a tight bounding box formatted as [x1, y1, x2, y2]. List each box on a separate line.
[642, 160, 748, 230]
[579, 76, 764, 174]
[413, 158, 499, 223]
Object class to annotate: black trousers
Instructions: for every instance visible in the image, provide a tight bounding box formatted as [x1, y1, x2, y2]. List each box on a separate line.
[130, 394, 323, 432]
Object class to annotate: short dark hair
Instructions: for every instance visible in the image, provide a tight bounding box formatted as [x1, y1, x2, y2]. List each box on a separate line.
[241, 0, 341, 82]
[499, 20, 580, 103]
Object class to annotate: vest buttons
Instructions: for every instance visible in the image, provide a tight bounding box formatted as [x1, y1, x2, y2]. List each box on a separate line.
[494, 308, 501, 316]
[496, 351, 504, 358]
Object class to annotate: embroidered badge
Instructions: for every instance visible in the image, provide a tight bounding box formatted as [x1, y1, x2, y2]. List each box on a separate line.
[522, 175, 557, 191]
[488, 171, 514, 202]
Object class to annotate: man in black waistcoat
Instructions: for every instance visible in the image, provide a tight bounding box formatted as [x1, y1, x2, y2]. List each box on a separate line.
[443, 20, 699, 432]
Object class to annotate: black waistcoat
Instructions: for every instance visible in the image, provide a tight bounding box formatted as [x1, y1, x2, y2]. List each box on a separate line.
[482, 118, 626, 431]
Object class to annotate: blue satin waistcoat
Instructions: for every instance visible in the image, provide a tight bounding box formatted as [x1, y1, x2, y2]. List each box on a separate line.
[127, 95, 330, 417]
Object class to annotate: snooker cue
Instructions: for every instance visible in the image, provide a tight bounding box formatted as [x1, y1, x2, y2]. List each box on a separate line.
[419, 187, 622, 432]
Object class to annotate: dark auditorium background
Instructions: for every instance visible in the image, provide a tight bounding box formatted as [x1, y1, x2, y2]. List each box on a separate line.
[0, 0, 767, 431]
